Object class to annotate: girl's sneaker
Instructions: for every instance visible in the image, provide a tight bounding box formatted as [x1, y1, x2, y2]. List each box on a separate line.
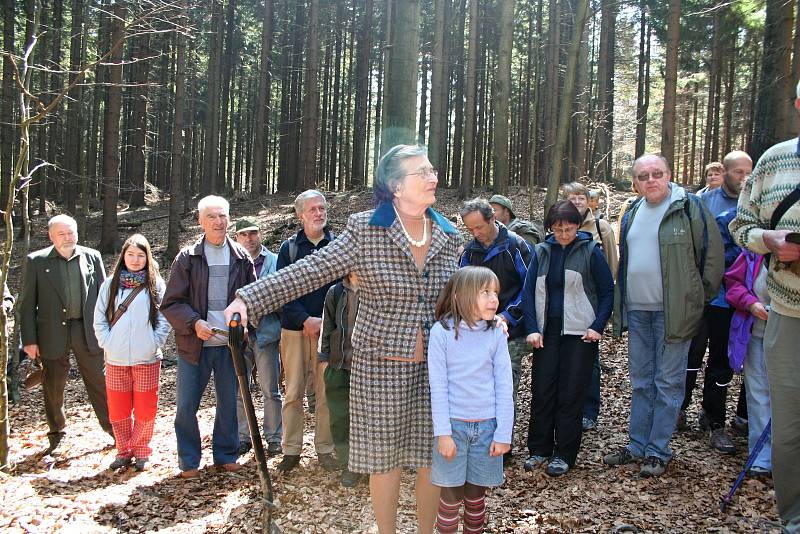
[523, 455, 548, 472]
[545, 456, 569, 477]
[109, 456, 132, 470]
[134, 457, 149, 471]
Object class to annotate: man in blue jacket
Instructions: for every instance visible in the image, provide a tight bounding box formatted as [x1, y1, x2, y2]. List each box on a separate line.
[459, 198, 533, 464]
[275, 190, 337, 473]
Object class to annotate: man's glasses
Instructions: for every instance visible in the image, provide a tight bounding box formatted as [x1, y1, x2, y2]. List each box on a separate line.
[635, 170, 665, 182]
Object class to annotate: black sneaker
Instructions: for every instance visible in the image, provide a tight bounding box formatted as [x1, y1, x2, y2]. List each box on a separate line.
[276, 454, 301, 473]
[639, 456, 666, 477]
[267, 443, 282, 456]
[318, 453, 339, 472]
[109, 456, 132, 469]
[603, 447, 636, 466]
[238, 440, 252, 456]
[134, 457, 149, 471]
[340, 469, 363, 487]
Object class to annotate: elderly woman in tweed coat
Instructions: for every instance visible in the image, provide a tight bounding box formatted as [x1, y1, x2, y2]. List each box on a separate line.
[226, 144, 460, 533]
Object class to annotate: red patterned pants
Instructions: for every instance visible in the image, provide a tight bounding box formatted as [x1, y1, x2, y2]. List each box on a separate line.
[106, 361, 160, 458]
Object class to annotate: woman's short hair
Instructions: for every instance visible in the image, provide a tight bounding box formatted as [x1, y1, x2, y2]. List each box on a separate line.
[459, 198, 494, 222]
[373, 144, 428, 204]
[543, 199, 583, 230]
[294, 189, 326, 215]
[197, 195, 230, 216]
[560, 181, 589, 199]
[704, 161, 724, 174]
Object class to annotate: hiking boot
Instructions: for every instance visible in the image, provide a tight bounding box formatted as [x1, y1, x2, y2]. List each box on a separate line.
[238, 440, 252, 456]
[523, 454, 548, 472]
[179, 468, 200, 479]
[603, 447, 636, 466]
[109, 456, 132, 470]
[340, 469, 364, 487]
[676, 410, 690, 432]
[267, 443, 282, 457]
[318, 453, 338, 472]
[640, 456, 666, 477]
[709, 428, 736, 455]
[582, 417, 597, 432]
[545, 456, 569, 477]
[134, 457, 149, 472]
[730, 415, 749, 437]
[277, 454, 301, 473]
[217, 462, 242, 473]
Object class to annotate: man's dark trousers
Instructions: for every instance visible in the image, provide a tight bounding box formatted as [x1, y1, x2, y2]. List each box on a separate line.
[42, 319, 112, 439]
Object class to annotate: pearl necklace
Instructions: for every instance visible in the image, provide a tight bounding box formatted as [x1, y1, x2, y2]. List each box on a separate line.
[393, 204, 429, 247]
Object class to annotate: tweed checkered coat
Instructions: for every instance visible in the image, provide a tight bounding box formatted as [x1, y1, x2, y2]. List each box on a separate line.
[237, 202, 461, 471]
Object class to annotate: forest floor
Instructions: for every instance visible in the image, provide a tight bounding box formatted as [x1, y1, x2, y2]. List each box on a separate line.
[0, 186, 785, 533]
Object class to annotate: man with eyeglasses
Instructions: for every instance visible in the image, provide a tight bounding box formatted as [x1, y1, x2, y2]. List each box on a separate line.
[604, 154, 723, 477]
[679, 151, 753, 454]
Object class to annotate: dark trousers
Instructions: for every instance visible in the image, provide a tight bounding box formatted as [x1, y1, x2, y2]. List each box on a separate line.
[527, 319, 596, 467]
[681, 305, 735, 429]
[41, 319, 112, 438]
[324, 365, 351, 469]
[582, 353, 601, 422]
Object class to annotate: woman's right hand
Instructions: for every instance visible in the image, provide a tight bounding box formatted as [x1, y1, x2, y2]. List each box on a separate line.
[224, 297, 249, 327]
[438, 435, 457, 462]
[526, 333, 543, 349]
[748, 301, 769, 321]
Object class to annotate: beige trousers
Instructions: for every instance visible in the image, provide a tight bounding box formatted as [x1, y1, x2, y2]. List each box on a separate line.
[279, 328, 333, 455]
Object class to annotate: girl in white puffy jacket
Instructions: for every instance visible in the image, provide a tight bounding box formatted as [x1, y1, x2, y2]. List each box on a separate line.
[94, 234, 171, 471]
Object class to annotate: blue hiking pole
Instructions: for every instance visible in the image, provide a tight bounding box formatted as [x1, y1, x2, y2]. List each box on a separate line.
[720, 419, 771, 512]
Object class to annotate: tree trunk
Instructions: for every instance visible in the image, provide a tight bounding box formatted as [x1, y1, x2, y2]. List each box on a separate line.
[216, 0, 236, 192]
[350, 0, 372, 187]
[428, 0, 448, 183]
[98, 1, 125, 254]
[544, 0, 589, 211]
[299, 0, 320, 189]
[449, 0, 466, 189]
[751, 0, 793, 160]
[167, 0, 187, 261]
[126, 31, 151, 207]
[634, 1, 649, 158]
[659, 0, 680, 169]
[460, 0, 479, 199]
[493, 0, 514, 194]
[592, 0, 615, 181]
[251, 0, 273, 194]
[201, 0, 223, 194]
[1, 0, 15, 210]
[380, 0, 420, 153]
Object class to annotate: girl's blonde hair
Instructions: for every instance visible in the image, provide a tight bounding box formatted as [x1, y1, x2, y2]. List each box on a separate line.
[435, 266, 500, 339]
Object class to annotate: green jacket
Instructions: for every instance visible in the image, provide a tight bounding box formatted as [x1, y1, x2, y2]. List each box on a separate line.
[613, 185, 724, 343]
[18, 245, 107, 358]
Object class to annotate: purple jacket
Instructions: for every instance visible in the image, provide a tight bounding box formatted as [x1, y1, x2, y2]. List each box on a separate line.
[724, 251, 765, 373]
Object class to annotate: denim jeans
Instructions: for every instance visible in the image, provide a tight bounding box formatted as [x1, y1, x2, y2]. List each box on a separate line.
[743, 335, 771, 470]
[626, 310, 690, 462]
[175, 346, 239, 471]
[582, 353, 601, 422]
[237, 340, 283, 445]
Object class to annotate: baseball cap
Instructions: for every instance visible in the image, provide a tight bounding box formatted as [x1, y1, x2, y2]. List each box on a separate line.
[488, 194, 515, 217]
[234, 217, 259, 233]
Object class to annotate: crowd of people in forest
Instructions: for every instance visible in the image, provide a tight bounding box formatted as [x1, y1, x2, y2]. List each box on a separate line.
[7, 83, 800, 534]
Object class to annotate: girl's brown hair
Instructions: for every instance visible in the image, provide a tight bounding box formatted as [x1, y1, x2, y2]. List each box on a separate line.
[435, 266, 500, 339]
[105, 233, 161, 328]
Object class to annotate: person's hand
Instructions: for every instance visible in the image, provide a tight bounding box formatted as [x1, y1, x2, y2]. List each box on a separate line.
[582, 328, 601, 343]
[494, 315, 509, 337]
[319, 360, 329, 372]
[489, 441, 511, 457]
[526, 333, 543, 349]
[303, 317, 322, 338]
[23, 344, 39, 359]
[224, 298, 249, 328]
[437, 435, 457, 461]
[748, 301, 769, 321]
[194, 319, 214, 341]
[763, 230, 800, 263]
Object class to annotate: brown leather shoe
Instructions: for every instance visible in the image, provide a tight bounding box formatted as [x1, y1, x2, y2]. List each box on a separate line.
[179, 468, 200, 479]
[218, 462, 242, 473]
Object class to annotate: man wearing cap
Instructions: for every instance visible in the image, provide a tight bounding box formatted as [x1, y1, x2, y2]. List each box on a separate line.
[730, 81, 800, 532]
[489, 194, 543, 246]
[233, 218, 283, 457]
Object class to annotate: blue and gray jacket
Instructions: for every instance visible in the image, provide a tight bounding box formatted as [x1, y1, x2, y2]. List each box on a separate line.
[459, 222, 532, 340]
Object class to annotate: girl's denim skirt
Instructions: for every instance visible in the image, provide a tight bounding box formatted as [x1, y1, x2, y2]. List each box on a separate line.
[431, 418, 504, 487]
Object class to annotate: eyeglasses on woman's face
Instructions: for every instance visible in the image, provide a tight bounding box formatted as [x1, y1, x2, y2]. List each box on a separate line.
[405, 166, 438, 179]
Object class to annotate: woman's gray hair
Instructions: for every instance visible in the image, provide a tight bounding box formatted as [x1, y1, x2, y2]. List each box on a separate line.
[459, 198, 494, 222]
[373, 144, 428, 204]
[294, 189, 326, 215]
